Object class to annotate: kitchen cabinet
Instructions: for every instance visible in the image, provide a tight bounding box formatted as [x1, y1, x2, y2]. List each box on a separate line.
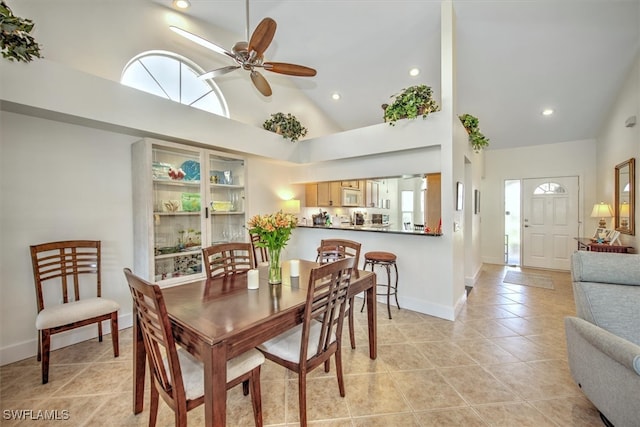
[132, 138, 246, 287]
[317, 182, 342, 206]
[340, 180, 363, 189]
[305, 182, 341, 207]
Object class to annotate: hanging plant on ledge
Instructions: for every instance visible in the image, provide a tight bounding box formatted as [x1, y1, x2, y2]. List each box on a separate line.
[382, 84, 440, 126]
[0, 1, 42, 62]
[459, 113, 490, 153]
[263, 112, 308, 142]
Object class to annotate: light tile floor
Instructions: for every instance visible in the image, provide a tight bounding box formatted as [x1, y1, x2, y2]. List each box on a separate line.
[0, 264, 604, 426]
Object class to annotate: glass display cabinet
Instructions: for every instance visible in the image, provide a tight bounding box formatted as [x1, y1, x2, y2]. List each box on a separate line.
[132, 138, 246, 287]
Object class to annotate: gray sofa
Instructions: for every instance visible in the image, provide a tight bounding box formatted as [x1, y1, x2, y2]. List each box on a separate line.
[565, 251, 640, 427]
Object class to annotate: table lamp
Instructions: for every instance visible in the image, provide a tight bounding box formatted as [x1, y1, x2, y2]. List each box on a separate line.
[620, 202, 630, 229]
[591, 202, 613, 228]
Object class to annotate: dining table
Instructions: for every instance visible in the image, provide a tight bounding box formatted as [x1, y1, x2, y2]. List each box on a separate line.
[132, 259, 377, 427]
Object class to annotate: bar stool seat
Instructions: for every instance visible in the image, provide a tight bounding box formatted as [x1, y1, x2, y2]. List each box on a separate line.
[360, 251, 399, 319]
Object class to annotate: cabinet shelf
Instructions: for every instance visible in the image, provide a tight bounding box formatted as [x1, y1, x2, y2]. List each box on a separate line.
[210, 183, 244, 189]
[154, 211, 201, 216]
[210, 211, 245, 215]
[155, 249, 201, 260]
[153, 179, 200, 187]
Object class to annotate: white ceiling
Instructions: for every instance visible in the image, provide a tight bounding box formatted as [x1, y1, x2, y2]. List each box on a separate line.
[166, 0, 639, 149]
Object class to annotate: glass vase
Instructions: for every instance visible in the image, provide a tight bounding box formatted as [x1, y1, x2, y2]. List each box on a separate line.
[267, 247, 282, 284]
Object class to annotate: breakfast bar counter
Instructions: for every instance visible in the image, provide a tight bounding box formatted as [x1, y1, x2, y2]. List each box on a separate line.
[296, 224, 442, 237]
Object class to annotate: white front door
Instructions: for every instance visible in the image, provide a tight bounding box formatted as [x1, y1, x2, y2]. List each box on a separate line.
[522, 176, 579, 270]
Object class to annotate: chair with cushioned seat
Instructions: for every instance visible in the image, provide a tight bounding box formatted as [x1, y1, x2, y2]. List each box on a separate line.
[258, 257, 355, 427]
[124, 268, 264, 427]
[202, 242, 254, 278]
[316, 239, 361, 349]
[30, 240, 120, 384]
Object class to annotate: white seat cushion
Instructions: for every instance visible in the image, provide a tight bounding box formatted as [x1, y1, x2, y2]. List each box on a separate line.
[173, 348, 265, 401]
[35, 297, 120, 330]
[258, 320, 336, 364]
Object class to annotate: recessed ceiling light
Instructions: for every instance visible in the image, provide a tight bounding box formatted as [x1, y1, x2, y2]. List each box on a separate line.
[542, 109, 554, 116]
[409, 68, 420, 77]
[331, 92, 341, 100]
[173, 0, 191, 9]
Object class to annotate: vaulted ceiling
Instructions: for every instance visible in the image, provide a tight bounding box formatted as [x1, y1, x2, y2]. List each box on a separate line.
[161, 0, 639, 149]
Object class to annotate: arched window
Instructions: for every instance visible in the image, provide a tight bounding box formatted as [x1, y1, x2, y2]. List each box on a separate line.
[533, 182, 566, 195]
[121, 50, 229, 117]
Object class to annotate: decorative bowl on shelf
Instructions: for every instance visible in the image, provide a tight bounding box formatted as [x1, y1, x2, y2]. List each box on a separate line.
[212, 201, 232, 212]
[157, 246, 179, 255]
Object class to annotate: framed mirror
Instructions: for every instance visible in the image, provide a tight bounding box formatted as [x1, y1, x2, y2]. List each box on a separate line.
[615, 158, 635, 235]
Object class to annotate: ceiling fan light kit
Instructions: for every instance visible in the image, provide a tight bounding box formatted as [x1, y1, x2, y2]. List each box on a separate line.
[170, 13, 316, 97]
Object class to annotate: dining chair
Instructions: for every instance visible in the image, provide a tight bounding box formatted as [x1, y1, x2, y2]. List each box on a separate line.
[316, 239, 361, 349]
[123, 268, 264, 427]
[258, 257, 355, 427]
[202, 242, 255, 278]
[30, 240, 120, 384]
[249, 233, 268, 268]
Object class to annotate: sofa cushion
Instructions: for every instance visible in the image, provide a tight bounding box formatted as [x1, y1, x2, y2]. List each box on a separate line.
[572, 251, 640, 286]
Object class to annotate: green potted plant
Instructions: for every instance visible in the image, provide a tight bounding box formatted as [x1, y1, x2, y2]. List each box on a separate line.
[382, 84, 440, 126]
[459, 113, 490, 153]
[0, 1, 42, 62]
[263, 112, 308, 142]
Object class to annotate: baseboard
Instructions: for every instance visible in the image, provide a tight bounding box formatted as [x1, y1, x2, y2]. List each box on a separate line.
[0, 312, 133, 367]
[465, 263, 483, 287]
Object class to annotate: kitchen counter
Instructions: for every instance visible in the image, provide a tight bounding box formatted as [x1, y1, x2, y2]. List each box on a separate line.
[296, 223, 442, 236]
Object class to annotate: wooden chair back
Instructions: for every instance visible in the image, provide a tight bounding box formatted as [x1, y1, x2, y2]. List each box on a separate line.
[123, 268, 192, 417]
[202, 242, 255, 278]
[30, 240, 119, 384]
[302, 257, 355, 362]
[249, 233, 269, 267]
[318, 239, 361, 269]
[30, 240, 102, 312]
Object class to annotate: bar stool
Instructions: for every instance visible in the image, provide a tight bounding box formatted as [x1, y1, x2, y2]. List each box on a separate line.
[360, 251, 399, 319]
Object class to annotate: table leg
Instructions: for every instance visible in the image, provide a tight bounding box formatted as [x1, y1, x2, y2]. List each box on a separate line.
[203, 343, 228, 427]
[133, 310, 146, 414]
[365, 274, 377, 359]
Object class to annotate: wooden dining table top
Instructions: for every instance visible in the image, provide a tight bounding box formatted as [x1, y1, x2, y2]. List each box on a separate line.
[134, 259, 377, 426]
[161, 259, 373, 352]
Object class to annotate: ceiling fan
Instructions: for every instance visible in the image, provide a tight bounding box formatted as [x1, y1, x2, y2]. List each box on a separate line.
[169, 2, 317, 97]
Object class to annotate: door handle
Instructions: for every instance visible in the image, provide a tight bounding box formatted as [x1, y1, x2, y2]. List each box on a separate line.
[524, 225, 529, 228]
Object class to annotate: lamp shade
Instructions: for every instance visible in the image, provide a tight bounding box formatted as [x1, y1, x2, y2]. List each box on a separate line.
[281, 199, 301, 214]
[590, 202, 613, 218]
[620, 202, 630, 217]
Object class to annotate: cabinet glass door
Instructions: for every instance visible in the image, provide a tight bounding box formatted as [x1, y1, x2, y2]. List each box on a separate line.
[208, 154, 246, 244]
[152, 146, 203, 281]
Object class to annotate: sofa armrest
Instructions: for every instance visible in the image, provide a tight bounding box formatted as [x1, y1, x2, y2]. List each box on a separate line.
[565, 316, 640, 375]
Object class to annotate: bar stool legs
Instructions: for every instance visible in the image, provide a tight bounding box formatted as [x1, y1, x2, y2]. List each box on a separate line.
[360, 251, 399, 319]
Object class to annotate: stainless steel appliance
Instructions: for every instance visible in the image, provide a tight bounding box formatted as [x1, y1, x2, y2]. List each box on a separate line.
[372, 214, 390, 225]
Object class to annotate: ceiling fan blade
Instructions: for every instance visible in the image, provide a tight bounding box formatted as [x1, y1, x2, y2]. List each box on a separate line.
[248, 17, 276, 59]
[199, 65, 241, 80]
[169, 26, 236, 60]
[250, 71, 272, 97]
[263, 62, 317, 77]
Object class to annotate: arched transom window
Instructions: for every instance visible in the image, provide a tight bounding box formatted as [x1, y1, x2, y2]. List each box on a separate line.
[121, 50, 229, 117]
[533, 182, 566, 195]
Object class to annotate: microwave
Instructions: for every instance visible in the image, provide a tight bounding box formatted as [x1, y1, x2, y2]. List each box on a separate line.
[341, 188, 362, 206]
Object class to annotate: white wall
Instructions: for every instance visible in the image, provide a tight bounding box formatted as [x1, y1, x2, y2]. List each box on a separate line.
[0, 112, 137, 364]
[596, 53, 640, 249]
[11, 1, 342, 139]
[481, 139, 597, 266]
[0, 0, 478, 364]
